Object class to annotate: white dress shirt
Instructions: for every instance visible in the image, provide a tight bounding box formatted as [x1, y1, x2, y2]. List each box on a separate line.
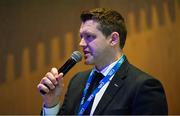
[43, 57, 121, 116]
[90, 59, 118, 115]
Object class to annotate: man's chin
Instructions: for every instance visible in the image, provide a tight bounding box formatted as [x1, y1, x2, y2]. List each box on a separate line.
[84, 61, 90, 65]
[84, 60, 94, 65]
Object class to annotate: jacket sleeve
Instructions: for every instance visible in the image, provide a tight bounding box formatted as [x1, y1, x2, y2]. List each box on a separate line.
[58, 72, 87, 115]
[58, 72, 80, 115]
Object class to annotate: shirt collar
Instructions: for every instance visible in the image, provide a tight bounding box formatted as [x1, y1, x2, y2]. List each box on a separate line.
[93, 54, 124, 77]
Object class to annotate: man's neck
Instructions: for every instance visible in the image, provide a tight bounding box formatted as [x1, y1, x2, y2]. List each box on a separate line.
[95, 52, 123, 71]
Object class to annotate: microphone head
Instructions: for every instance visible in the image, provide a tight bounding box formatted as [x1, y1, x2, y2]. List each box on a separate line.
[71, 51, 82, 62]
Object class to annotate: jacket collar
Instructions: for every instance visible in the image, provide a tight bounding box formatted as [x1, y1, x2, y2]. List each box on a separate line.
[93, 57, 129, 114]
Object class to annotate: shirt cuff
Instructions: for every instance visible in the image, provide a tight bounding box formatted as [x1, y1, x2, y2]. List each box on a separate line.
[43, 103, 60, 115]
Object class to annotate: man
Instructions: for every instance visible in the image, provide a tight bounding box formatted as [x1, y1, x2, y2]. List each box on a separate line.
[37, 8, 168, 115]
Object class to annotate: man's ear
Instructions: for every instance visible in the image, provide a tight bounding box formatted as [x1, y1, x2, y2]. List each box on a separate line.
[110, 32, 119, 46]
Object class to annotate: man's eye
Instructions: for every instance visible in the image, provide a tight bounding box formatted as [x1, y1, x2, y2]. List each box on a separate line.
[86, 35, 91, 38]
[85, 35, 96, 41]
[80, 34, 83, 39]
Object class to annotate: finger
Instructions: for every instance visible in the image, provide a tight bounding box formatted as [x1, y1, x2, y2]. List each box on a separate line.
[56, 73, 63, 82]
[41, 76, 55, 90]
[56, 73, 64, 87]
[37, 83, 50, 95]
[51, 67, 58, 76]
[45, 72, 58, 85]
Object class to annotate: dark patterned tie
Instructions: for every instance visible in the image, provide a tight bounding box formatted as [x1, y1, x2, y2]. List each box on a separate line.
[83, 71, 105, 115]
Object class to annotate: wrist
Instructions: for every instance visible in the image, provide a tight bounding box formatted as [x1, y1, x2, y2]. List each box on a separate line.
[43, 97, 60, 108]
[44, 102, 59, 108]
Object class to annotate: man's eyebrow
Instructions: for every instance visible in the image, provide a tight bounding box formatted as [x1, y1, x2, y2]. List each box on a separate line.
[80, 31, 95, 35]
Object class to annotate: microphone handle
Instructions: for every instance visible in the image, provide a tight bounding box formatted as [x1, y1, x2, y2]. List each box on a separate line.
[58, 58, 76, 76]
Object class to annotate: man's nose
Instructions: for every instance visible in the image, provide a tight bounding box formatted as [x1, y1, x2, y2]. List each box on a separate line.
[79, 38, 87, 47]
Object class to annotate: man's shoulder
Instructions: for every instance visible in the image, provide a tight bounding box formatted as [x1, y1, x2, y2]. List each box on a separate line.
[120, 58, 155, 81]
[128, 63, 153, 78]
[126, 63, 162, 87]
[122, 63, 165, 98]
[74, 69, 92, 77]
[69, 69, 92, 83]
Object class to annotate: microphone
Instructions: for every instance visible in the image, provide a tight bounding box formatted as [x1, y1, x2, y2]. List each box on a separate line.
[58, 51, 82, 75]
[40, 51, 82, 95]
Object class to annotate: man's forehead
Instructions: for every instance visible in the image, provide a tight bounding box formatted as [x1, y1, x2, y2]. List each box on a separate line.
[81, 20, 100, 28]
[81, 20, 98, 25]
[80, 20, 99, 33]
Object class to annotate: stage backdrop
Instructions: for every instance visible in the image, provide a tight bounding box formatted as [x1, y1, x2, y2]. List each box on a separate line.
[0, 0, 179, 114]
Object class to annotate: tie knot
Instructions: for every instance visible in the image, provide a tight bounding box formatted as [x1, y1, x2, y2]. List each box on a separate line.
[93, 71, 104, 83]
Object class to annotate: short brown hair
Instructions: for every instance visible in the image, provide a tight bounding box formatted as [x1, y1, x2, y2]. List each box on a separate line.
[80, 8, 127, 49]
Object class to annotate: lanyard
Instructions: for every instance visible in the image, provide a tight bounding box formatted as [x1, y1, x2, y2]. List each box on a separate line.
[78, 55, 125, 115]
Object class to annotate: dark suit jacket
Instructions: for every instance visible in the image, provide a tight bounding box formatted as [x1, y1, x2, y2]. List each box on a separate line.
[58, 58, 168, 115]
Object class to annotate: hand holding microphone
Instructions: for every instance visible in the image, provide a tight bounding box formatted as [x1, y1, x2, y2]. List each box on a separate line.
[37, 51, 82, 107]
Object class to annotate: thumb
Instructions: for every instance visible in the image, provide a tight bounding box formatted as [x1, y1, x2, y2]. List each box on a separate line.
[56, 73, 64, 85]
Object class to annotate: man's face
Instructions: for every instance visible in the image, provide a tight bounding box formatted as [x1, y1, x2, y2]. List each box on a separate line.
[79, 20, 111, 65]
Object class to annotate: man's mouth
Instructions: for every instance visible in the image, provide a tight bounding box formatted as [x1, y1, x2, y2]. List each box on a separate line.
[83, 51, 90, 54]
[83, 51, 91, 58]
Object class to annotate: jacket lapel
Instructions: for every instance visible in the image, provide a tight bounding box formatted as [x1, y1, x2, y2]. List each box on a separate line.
[94, 58, 129, 114]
